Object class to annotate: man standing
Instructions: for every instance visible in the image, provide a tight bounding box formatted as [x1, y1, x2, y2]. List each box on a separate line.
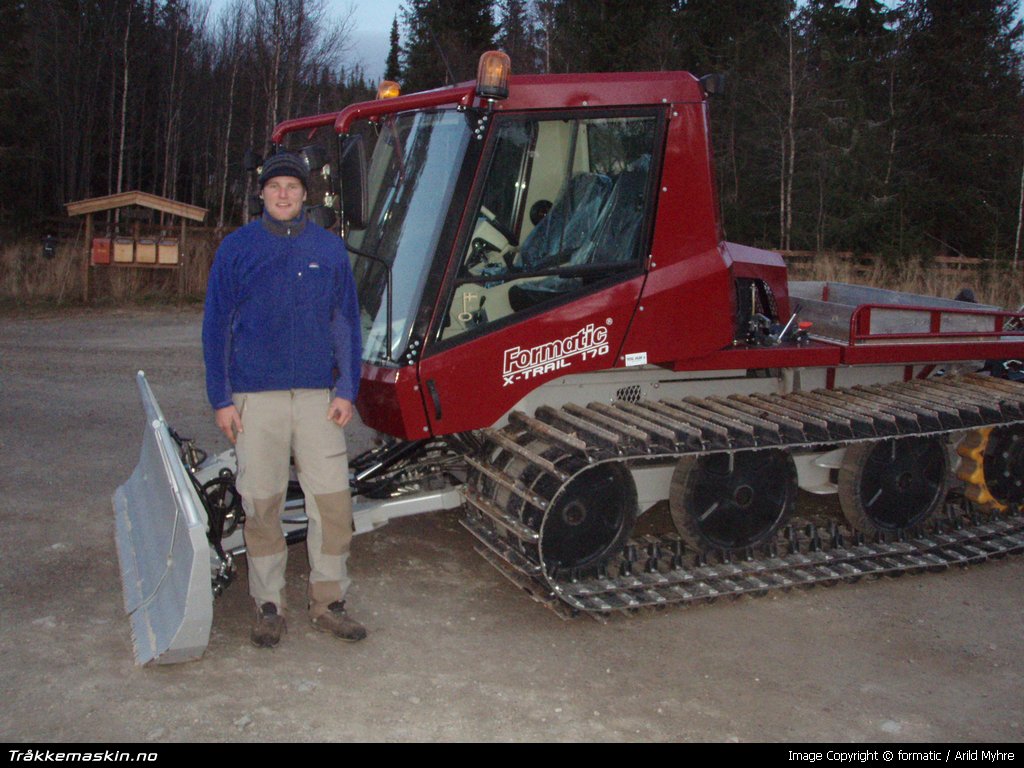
[202, 151, 365, 648]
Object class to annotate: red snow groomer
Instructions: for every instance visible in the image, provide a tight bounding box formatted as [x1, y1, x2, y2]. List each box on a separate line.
[115, 52, 1024, 664]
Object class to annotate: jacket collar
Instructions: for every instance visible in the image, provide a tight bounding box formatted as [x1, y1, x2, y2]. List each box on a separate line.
[260, 209, 307, 238]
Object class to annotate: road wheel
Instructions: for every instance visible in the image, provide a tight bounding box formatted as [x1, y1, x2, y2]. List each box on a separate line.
[839, 437, 948, 535]
[669, 449, 796, 551]
[539, 463, 637, 577]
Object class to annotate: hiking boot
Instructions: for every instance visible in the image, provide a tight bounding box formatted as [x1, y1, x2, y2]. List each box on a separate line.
[311, 600, 367, 642]
[250, 602, 286, 648]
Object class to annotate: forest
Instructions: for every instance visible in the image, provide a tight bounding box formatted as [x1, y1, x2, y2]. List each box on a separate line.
[1, 0, 1022, 264]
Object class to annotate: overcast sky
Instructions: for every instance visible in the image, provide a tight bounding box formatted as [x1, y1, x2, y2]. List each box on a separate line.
[339, 0, 405, 80]
[207, 0, 405, 82]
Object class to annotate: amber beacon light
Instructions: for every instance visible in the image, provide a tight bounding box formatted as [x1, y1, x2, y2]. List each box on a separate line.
[476, 51, 511, 100]
[376, 80, 401, 100]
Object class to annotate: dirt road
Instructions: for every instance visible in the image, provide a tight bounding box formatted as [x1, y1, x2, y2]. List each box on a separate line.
[1, 308, 1021, 742]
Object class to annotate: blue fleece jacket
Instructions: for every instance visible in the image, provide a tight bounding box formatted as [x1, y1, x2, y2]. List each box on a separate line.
[202, 212, 362, 411]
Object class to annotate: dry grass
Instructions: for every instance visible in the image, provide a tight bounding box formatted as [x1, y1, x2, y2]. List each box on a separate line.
[787, 252, 1024, 310]
[0, 235, 84, 305]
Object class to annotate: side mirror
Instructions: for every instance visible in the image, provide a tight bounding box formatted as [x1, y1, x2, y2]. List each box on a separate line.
[699, 73, 726, 98]
[300, 144, 327, 173]
[243, 149, 262, 173]
[338, 134, 368, 230]
[306, 204, 337, 229]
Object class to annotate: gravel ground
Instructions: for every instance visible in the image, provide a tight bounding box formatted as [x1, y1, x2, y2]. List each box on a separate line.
[0, 307, 1021, 743]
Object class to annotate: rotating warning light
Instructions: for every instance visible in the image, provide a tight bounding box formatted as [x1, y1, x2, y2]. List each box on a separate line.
[476, 51, 511, 100]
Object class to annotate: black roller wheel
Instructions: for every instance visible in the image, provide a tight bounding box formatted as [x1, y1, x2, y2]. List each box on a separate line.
[539, 463, 637, 577]
[838, 436, 948, 535]
[669, 450, 797, 551]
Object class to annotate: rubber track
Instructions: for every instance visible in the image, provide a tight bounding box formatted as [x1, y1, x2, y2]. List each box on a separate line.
[460, 373, 1024, 616]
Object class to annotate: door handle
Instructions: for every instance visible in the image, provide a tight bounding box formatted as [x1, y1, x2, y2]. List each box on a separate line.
[426, 379, 442, 420]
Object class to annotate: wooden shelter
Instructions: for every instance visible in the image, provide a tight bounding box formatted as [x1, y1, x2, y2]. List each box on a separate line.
[65, 190, 207, 302]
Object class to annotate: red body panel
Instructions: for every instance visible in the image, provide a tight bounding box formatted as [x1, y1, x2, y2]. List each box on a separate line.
[621, 102, 734, 365]
[678, 343, 842, 372]
[493, 71, 705, 111]
[723, 242, 792, 318]
[356, 363, 430, 438]
[416, 279, 643, 434]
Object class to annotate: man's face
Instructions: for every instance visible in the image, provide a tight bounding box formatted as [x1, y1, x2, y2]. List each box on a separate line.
[261, 176, 306, 222]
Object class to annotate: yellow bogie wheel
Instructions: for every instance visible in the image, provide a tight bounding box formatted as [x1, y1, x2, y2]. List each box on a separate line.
[956, 426, 1024, 511]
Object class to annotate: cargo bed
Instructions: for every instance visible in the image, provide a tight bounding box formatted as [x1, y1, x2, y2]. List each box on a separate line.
[680, 281, 1024, 372]
[787, 281, 1024, 365]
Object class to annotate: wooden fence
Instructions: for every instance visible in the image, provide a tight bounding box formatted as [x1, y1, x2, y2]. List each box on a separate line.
[780, 250, 1017, 279]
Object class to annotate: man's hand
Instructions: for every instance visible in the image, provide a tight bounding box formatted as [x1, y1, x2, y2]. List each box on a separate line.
[327, 397, 354, 428]
[215, 404, 243, 444]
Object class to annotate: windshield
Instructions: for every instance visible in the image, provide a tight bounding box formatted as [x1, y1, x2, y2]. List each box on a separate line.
[347, 110, 471, 363]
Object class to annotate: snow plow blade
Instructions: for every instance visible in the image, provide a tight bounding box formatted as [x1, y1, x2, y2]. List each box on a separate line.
[113, 371, 212, 665]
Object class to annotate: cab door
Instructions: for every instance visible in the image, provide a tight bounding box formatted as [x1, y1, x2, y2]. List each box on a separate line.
[416, 110, 664, 434]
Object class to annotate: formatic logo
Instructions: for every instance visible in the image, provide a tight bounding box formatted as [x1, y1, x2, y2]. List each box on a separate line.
[502, 323, 610, 387]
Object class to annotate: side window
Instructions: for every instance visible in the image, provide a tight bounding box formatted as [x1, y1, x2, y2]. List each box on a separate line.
[439, 114, 657, 341]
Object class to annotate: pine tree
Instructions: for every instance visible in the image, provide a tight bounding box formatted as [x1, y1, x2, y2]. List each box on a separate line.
[546, 0, 676, 73]
[385, 15, 402, 82]
[400, 0, 497, 91]
[676, 0, 797, 247]
[496, 0, 541, 74]
[799, 0, 902, 252]
[895, 0, 1024, 260]
[0, 0, 38, 223]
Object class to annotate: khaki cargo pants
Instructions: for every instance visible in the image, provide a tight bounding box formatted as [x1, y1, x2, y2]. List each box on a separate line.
[233, 389, 352, 618]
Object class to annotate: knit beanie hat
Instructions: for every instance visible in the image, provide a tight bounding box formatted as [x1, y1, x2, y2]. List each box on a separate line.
[259, 152, 309, 189]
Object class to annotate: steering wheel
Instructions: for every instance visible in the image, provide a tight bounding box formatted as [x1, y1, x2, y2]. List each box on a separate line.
[465, 238, 501, 271]
[479, 206, 518, 247]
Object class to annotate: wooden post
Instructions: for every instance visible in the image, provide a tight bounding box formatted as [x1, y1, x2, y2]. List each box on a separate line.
[83, 213, 93, 303]
[178, 217, 187, 302]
